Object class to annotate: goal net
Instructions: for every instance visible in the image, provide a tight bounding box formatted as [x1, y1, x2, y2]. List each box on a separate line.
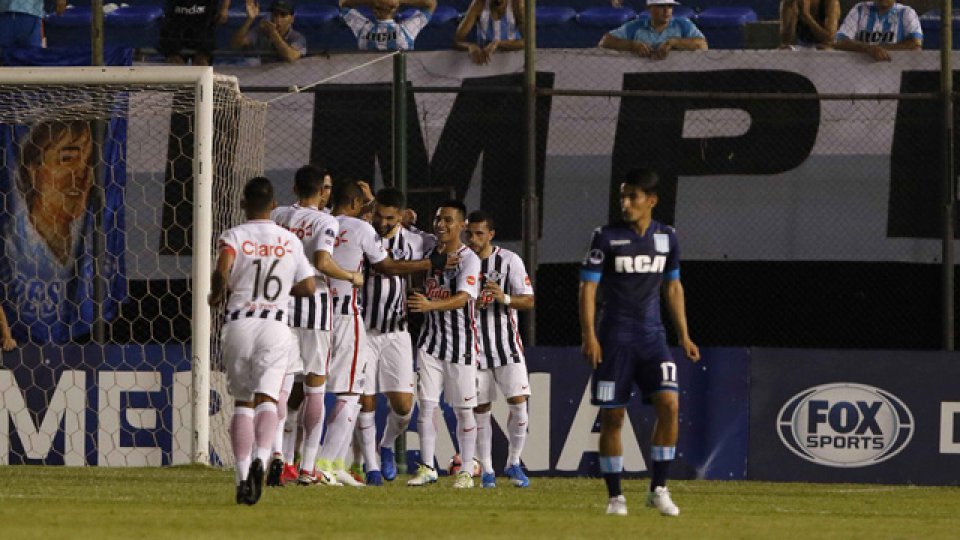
[0, 67, 265, 467]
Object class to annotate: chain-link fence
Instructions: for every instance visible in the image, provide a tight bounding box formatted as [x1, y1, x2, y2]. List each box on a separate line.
[212, 44, 959, 350]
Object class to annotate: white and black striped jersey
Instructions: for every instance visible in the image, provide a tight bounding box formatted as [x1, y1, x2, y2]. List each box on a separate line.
[417, 244, 481, 364]
[217, 220, 315, 323]
[476, 246, 533, 369]
[362, 226, 428, 333]
[270, 204, 338, 330]
[331, 215, 388, 316]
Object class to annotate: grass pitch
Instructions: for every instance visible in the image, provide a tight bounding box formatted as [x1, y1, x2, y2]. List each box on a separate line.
[0, 466, 957, 540]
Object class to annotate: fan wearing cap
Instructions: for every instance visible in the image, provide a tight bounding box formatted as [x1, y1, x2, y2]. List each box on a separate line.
[340, 0, 437, 51]
[231, 0, 307, 63]
[599, 0, 706, 60]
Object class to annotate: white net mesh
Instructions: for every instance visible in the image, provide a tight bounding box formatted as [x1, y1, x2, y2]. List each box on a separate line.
[0, 72, 265, 466]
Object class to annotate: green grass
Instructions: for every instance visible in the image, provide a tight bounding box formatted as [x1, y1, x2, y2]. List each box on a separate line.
[0, 466, 958, 539]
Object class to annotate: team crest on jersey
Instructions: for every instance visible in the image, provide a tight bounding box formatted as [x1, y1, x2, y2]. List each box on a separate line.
[392, 247, 406, 259]
[466, 275, 477, 286]
[324, 228, 336, 238]
[445, 269, 457, 280]
[654, 233, 670, 253]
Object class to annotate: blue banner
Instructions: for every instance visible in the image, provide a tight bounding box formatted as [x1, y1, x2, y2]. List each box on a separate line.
[0, 48, 132, 344]
[748, 349, 960, 485]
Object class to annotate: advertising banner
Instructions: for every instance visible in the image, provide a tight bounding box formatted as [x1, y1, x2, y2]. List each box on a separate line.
[748, 349, 960, 485]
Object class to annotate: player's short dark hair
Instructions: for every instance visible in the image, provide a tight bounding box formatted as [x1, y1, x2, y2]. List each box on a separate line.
[243, 176, 275, 212]
[331, 178, 364, 208]
[437, 200, 467, 221]
[376, 187, 405, 209]
[293, 165, 327, 198]
[623, 168, 660, 196]
[466, 210, 495, 230]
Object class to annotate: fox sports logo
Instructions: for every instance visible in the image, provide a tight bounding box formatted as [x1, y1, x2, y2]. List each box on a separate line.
[777, 383, 914, 468]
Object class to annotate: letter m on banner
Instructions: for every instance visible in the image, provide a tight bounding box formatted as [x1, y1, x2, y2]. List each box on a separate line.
[0, 370, 86, 465]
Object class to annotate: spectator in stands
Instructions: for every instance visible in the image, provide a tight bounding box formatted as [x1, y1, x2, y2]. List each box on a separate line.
[834, 0, 921, 61]
[159, 1, 230, 66]
[231, 0, 306, 63]
[0, 0, 65, 48]
[453, 0, 525, 66]
[0, 305, 16, 351]
[340, 0, 437, 50]
[599, 0, 706, 60]
[779, 0, 841, 49]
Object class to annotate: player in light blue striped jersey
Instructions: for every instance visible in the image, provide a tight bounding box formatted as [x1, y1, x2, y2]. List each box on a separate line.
[340, 0, 436, 51]
[454, 0, 525, 65]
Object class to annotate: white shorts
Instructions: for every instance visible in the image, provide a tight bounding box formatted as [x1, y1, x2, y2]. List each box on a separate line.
[417, 348, 477, 408]
[363, 330, 416, 396]
[328, 312, 368, 394]
[291, 327, 331, 376]
[220, 318, 292, 402]
[477, 363, 531, 404]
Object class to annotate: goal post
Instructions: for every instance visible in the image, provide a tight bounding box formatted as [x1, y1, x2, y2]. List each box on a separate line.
[0, 66, 260, 467]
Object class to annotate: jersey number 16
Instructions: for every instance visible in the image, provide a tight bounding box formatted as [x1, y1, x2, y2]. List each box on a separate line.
[251, 259, 282, 301]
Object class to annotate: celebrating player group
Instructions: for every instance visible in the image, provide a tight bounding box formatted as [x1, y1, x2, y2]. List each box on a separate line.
[211, 166, 697, 516]
[210, 167, 535, 504]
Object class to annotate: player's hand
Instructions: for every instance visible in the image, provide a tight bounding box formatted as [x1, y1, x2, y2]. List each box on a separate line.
[867, 44, 890, 62]
[207, 292, 223, 307]
[408, 292, 432, 313]
[483, 41, 499, 61]
[245, 0, 260, 20]
[652, 40, 672, 60]
[483, 281, 505, 303]
[355, 180, 375, 205]
[682, 338, 701, 362]
[581, 335, 602, 368]
[55, 0, 67, 16]
[350, 272, 365, 288]
[633, 41, 653, 57]
[1, 336, 16, 352]
[216, 6, 230, 25]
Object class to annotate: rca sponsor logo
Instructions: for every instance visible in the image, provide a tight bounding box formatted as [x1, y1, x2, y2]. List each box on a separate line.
[614, 254, 666, 274]
[778, 383, 914, 467]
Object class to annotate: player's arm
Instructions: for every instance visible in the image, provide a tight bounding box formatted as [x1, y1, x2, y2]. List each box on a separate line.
[578, 280, 601, 368]
[290, 277, 316, 297]
[484, 282, 534, 310]
[263, 24, 304, 62]
[408, 290, 471, 312]
[315, 251, 363, 288]
[373, 251, 457, 276]
[208, 248, 236, 306]
[882, 37, 921, 51]
[599, 33, 642, 53]
[663, 278, 700, 362]
[0, 305, 17, 351]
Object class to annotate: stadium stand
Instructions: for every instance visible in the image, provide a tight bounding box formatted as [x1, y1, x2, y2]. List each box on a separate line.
[38, 1, 953, 56]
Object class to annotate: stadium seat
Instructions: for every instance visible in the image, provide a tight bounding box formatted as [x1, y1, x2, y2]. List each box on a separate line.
[920, 9, 960, 50]
[535, 5, 577, 48]
[569, 7, 637, 49]
[45, 5, 164, 49]
[407, 5, 463, 51]
[695, 6, 757, 49]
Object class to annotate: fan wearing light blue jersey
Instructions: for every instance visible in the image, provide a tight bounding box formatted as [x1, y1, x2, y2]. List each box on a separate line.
[453, 0, 524, 66]
[599, 0, 706, 60]
[579, 168, 699, 517]
[340, 0, 436, 51]
[834, 0, 921, 61]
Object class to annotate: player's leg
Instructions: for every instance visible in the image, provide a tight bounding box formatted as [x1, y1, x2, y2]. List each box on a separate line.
[408, 350, 442, 486]
[298, 328, 330, 483]
[445, 362, 478, 489]
[315, 315, 363, 486]
[222, 321, 257, 503]
[591, 339, 634, 515]
[377, 331, 415, 481]
[497, 363, 532, 487]
[281, 376, 304, 484]
[357, 392, 382, 485]
[474, 368, 496, 487]
[267, 371, 295, 487]
[638, 341, 681, 516]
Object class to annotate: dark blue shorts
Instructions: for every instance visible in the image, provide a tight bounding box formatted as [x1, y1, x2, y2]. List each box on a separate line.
[590, 331, 678, 408]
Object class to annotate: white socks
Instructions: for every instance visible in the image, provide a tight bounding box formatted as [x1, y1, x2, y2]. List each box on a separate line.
[475, 410, 494, 474]
[506, 402, 528, 467]
[454, 407, 477, 473]
[417, 400, 439, 468]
